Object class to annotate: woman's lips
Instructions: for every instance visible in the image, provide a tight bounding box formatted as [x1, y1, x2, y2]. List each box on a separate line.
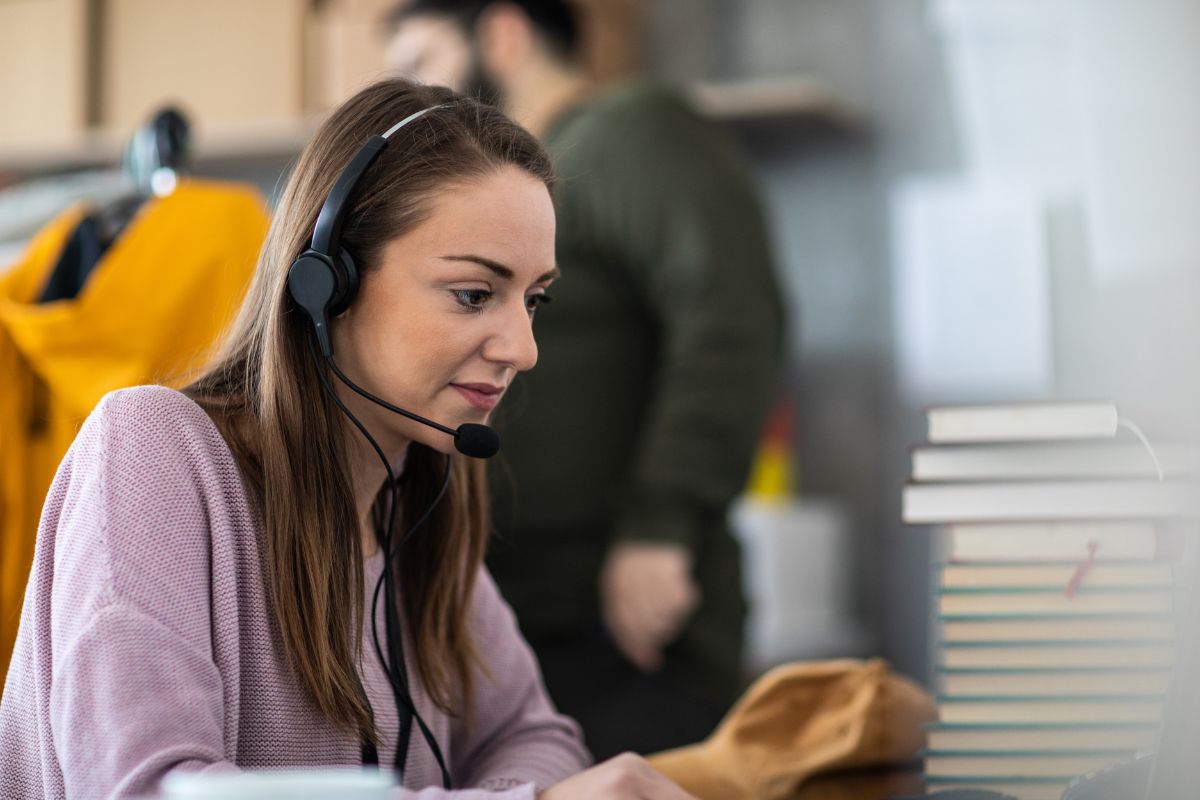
[451, 383, 504, 411]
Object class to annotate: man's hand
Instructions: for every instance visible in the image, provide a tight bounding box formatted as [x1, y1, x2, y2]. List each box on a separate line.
[600, 541, 700, 672]
[539, 752, 698, 800]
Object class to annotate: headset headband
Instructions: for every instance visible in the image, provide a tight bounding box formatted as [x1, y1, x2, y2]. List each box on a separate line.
[310, 103, 452, 256]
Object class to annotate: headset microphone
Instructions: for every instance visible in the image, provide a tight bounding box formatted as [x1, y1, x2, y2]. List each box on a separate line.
[323, 357, 500, 459]
[455, 423, 501, 459]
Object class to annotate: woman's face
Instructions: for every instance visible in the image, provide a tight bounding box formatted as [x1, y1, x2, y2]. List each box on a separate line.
[331, 165, 558, 457]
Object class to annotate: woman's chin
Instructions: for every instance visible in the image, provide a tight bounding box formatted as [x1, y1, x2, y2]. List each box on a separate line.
[407, 427, 459, 456]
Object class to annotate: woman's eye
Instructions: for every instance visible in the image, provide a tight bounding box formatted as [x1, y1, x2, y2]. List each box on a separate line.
[526, 293, 553, 314]
[452, 289, 493, 311]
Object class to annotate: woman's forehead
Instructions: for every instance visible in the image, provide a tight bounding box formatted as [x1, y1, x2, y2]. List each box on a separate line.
[389, 170, 556, 266]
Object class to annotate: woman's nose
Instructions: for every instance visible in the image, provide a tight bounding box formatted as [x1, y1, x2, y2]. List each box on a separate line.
[484, 301, 539, 372]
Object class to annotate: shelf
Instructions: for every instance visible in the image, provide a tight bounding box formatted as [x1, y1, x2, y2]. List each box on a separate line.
[0, 76, 860, 176]
[688, 76, 861, 128]
[0, 117, 322, 177]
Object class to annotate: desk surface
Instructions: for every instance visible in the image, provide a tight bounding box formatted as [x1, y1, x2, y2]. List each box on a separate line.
[788, 767, 924, 800]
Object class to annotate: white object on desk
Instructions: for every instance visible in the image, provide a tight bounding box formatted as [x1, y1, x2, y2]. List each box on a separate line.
[160, 768, 394, 800]
[730, 496, 871, 672]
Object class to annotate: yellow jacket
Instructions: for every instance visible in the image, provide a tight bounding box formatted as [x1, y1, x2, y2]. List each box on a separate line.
[0, 181, 268, 672]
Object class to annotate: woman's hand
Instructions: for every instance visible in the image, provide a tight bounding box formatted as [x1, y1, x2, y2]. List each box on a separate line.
[540, 753, 698, 800]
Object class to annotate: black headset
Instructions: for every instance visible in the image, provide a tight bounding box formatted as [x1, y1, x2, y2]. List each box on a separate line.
[286, 105, 442, 359]
[285, 104, 487, 788]
[287, 103, 500, 460]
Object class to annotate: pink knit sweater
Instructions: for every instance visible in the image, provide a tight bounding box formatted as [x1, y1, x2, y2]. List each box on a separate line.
[0, 386, 590, 798]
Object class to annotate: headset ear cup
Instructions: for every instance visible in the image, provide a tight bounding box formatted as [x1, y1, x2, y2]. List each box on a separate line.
[287, 251, 336, 313]
[328, 247, 360, 317]
[287, 251, 338, 358]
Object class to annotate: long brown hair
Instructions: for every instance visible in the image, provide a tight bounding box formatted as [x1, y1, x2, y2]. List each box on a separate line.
[185, 79, 555, 741]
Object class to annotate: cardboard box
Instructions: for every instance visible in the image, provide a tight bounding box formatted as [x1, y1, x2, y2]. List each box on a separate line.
[306, 0, 397, 114]
[0, 0, 89, 147]
[100, 0, 308, 133]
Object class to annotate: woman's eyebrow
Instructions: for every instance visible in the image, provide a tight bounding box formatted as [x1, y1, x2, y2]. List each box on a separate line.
[441, 254, 560, 283]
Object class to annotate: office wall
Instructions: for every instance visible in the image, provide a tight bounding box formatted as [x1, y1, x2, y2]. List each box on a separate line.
[643, 0, 1200, 684]
[642, 0, 963, 682]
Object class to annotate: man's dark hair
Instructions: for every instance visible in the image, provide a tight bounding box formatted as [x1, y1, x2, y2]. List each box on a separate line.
[387, 0, 580, 62]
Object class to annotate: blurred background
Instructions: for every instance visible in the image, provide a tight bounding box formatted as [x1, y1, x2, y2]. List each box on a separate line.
[2, 0, 1198, 693]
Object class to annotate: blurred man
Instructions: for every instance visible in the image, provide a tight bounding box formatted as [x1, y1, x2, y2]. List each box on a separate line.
[385, 0, 785, 759]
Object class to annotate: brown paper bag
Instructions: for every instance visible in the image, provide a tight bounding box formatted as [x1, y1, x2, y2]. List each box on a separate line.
[648, 659, 936, 800]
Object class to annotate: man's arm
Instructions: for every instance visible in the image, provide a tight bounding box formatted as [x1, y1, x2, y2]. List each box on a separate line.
[593, 90, 786, 668]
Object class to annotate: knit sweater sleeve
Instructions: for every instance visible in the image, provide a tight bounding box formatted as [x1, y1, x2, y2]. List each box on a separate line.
[450, 569, 592, 792]
[44, 387, 241, 797]
[36, 386, 582, 799]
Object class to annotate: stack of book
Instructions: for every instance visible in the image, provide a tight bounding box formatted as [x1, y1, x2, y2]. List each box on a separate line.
[902, 402, 1198, 800]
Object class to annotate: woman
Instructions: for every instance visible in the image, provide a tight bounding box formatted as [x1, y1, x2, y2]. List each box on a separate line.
[0, 80, 696, 799]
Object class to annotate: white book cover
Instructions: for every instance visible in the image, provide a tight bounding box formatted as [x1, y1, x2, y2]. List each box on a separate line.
[926, 721, 1160, 752]
[940, 615, 1175, 643]
[902, 479, 1200, 524]
[912, 442, 1196, 482]
[938, 667, 1171, 697]
[924, 751, 1137, 779]
[938, 560, 1172, 588]
[937, 590, 1173, 617]
[940, 642, 1175, 670]
[927, 402, 1118, 444]
[946, 521, 1159, 561]
[936, 697, 1164, 725]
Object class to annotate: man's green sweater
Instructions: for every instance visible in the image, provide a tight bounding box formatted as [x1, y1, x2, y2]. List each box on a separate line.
[487, 81, 785, 709]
